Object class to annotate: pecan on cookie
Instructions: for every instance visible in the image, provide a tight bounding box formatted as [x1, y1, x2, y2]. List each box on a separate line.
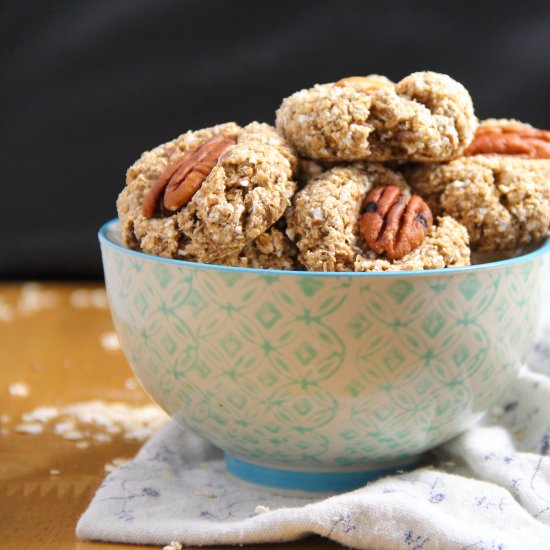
[359, 185, 433, 260]
[276, 71, 477, 163]
[286, 164, 470, 272]
[141, 134, 238, 218]
[464, 119, 550, 158]
[408, 119, 550, 252]
[117, 122, 298, 264]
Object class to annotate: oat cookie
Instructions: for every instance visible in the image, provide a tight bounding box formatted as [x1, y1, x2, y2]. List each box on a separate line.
[224, 226, 297, 270]
[408, 120, 550, 251]
[286, 165, 470, 272]
[117, 122, 297, 264]
[276, 71, 477, 163]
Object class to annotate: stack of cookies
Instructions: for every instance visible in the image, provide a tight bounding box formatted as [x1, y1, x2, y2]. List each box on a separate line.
[117, 71, 550, 271]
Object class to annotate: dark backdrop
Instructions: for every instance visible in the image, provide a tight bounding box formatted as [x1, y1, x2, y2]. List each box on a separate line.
[3, 0, 550, 280]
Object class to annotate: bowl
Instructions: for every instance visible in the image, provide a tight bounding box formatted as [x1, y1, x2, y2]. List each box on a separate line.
[99, 219, 550, 494]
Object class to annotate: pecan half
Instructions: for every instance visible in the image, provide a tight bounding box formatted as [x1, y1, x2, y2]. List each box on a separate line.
[359, 185, 433, 260]
[464, 121, 550, 158]
[335, 75, 394, 93]
[142, 134, 238, 218]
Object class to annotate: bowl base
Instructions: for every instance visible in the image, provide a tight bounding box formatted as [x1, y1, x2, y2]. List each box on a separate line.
[224, 453, 422, 496]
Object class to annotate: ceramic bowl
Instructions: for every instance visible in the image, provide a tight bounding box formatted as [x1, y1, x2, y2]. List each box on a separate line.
[99, 219, 550, 494]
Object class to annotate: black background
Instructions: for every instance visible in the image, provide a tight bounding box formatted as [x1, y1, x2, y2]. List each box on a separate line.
[3, 0, 550, 280]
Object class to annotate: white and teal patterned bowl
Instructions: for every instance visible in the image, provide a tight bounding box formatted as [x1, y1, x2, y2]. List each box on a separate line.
[100, 219, 550, 494]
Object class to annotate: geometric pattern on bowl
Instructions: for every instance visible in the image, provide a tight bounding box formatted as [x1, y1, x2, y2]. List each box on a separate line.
[100, 221, 547, 472]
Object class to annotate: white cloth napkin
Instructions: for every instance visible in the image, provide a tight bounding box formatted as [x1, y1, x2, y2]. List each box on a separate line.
[77, 269, 550, 550]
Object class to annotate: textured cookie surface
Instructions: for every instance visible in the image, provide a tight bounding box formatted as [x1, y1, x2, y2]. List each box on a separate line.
[408, 154, 550, 251]
[223, 226, 297, 270]
[286, 165, 470, 271]
[117, 122, 297, 264]
[355, 215, 470, 271]
[276, 71, 477, 163]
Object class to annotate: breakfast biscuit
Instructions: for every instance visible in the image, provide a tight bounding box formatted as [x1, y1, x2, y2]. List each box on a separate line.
[117, 122, 297, 263]
[408, 119, 550, 251]
[286, 165, 470, 272]
[276, 71, 477, 163]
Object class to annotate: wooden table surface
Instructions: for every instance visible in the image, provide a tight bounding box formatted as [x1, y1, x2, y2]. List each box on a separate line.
[0, 283, 338, 550]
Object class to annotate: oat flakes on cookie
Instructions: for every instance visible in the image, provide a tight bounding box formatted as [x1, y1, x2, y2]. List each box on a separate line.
[276, 71, 477, 163]
[408, 119, 550, 252]
[224, 226, 297, 270]
[117, 122, 298, 266]
[286, 164, 470, 272]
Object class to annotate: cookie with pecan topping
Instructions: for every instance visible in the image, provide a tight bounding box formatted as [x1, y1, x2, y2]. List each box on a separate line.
[408, 119, 550, 252]
[117, 122, 298, 265]
[276, 71, 477, 163]
[285, 164, 470, 272]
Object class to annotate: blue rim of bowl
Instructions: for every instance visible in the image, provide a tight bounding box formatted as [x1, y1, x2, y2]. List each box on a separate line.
[99, 218, 550, 278]
[224, 453, 422, 494]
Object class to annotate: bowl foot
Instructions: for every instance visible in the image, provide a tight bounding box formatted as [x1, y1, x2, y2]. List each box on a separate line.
[224, 453, 422, 496]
